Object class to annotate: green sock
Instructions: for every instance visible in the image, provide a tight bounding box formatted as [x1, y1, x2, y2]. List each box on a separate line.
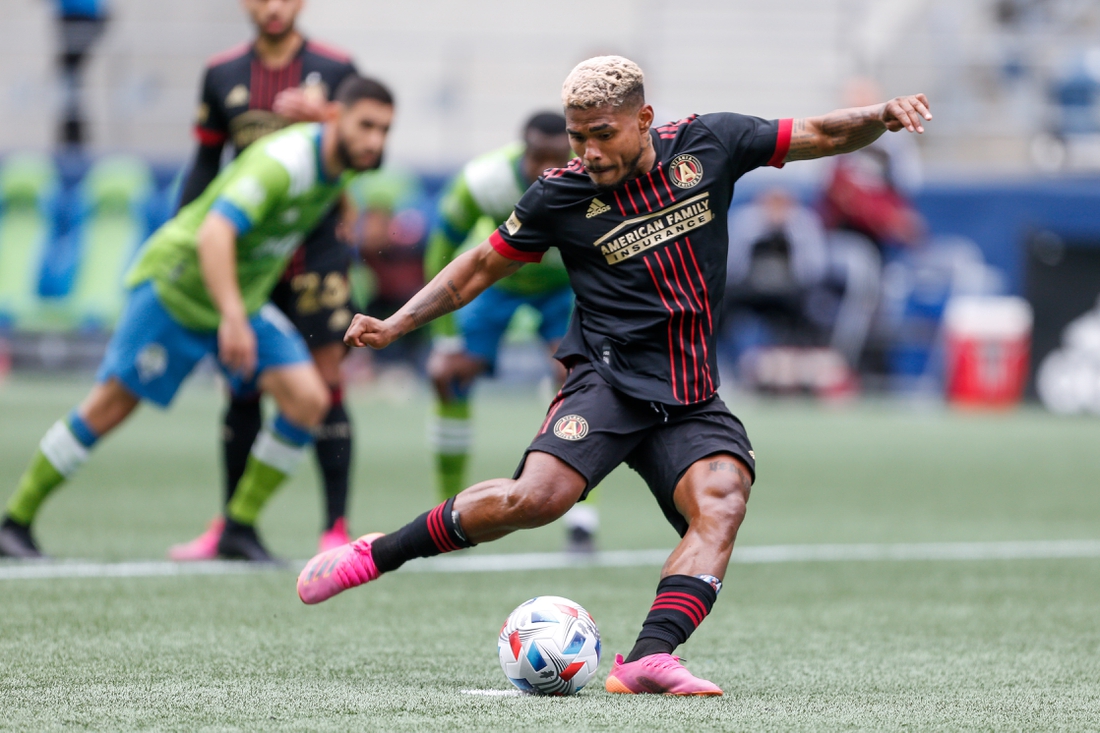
[6, 417, 93, 525]
[225, 456, 289, 526]
[430, 400, 471, 500]
[6, 450, 67, 525]
[225, 421, 310, 526]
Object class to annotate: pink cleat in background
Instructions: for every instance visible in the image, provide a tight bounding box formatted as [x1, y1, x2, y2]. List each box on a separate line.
[167, 517, 224, 561]
[318, 517, 351, 553]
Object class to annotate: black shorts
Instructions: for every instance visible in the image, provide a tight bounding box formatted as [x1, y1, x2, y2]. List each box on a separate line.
[515, 360, 756, 537]
[270, 210, 353, 349]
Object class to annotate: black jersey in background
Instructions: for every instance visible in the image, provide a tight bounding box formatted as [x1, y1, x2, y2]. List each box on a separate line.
[491, 113, 793, 406]
[180, 39, 358, 208]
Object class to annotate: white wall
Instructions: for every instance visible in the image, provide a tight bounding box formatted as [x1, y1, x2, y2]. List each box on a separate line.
[0, 0, 1019, 170]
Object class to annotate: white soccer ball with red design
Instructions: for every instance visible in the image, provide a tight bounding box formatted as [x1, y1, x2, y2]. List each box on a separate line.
[497, 596, 601, 695]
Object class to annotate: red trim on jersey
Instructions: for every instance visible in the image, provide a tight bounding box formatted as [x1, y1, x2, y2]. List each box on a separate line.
[656, 163, 676, 201]
[647, 171, 665, 207]
[675, 241, 715, 396]
[488, 230, 543, 263]
[206, 42, 250, 68]
[612, 191, 626, 216]
[623, 184, 639, 214]
[305, 39, 352, 63]
[633, 179, 652, 213]
[654, 252, 690, 403]
[663, 249, 701, 402]
[659, 251, 699, 402]
[644, 255, 682, 404]
[194, 126, 228, 146]
[250, 57, 303, 111]
[768, 118, 793, 168]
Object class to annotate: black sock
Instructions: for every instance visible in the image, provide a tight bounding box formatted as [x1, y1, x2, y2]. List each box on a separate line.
[222, 395, 262, 505]
[371, 497, 473, 573]
[625, 575, 719, 663]
[314, 392, 352, 530]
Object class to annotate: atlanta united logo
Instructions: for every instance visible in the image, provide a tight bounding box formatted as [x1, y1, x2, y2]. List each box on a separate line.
[669, 154, 704, 188]
[553, 414, 589, 441]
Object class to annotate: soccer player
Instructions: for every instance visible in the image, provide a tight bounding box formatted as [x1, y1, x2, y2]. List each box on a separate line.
[0, 76, 394, 560]
[170, 0, 364, 560]
[297, 57, 931, 695]
[425, 112, 599, 551]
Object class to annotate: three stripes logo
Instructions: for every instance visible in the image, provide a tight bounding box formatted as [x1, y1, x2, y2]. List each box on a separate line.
[586, 198, 611, 218]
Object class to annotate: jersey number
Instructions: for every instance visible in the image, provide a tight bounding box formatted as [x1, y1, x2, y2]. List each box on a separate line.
[291, 272, 349, 315]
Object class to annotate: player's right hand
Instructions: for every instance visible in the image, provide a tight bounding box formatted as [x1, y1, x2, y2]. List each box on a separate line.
[344, 313, 397, 349]
[218, 315, 258, 378]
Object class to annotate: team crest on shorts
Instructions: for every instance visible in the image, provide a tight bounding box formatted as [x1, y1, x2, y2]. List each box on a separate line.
[136, 343, 168, 383]
[669, 154, 704, 188]
[553, 414, 589, 441]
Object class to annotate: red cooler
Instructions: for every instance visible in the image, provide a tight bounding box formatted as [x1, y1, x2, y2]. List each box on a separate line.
[944, 296, 1033, 408]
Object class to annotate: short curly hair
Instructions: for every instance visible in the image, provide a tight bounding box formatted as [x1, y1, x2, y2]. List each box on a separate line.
[561, 56, 645, 110]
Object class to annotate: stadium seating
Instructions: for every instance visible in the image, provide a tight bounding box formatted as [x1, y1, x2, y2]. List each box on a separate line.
[0, 153, 58, 330]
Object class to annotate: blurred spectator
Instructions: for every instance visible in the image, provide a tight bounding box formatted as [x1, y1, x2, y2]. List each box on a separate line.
[54, 0, 110, 148]
[725, 188, 879, 396]
[347, 168, 430, 364]
[819, 78, 925, 253]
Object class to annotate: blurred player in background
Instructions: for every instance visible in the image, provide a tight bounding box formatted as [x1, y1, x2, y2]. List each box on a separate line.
[170, 0, 363, 561]
[298, 56, 931, 695]
[424, 112, 599, 552]
[0, 77, 394, 561]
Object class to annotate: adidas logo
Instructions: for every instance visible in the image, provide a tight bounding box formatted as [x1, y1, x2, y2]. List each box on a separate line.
[586, 198, 611, 218]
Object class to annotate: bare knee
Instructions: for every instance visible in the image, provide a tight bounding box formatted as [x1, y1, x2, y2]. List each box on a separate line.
[676, 456, 753, 534]
[262, 366, 331, 427]
[503, 453, 586, 529]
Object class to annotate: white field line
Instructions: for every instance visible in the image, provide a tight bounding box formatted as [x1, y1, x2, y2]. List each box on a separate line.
[2, 540, 1100, 582]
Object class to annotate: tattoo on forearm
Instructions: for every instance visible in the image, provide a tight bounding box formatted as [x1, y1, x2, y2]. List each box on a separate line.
[409, 279, 464, 328]
[787, 107, 886, 161]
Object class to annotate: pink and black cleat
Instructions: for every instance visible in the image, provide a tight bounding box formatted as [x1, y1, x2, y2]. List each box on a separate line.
[167, 517, 224, 562]
[604, 653, 723, 696]
[297, 532, 384, 605]
[317, 517, 352, 553]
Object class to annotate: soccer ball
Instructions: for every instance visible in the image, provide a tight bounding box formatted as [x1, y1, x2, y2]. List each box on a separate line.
[498, 596, 601, 695]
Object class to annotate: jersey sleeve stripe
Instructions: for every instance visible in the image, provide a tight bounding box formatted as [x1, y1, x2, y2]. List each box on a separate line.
[194, 126, 228, 146]
[206, 42, 251, 68]
[488, 230, 543, 263]
[211, 198, 254, 236]
[767, 118, 794, 168]
[305, 40, 353, 63]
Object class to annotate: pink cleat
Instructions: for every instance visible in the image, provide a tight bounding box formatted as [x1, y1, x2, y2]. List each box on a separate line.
[318, 517, 352, 553]
[604, 653, 723, 696]
[168, 517, 224, 561]
[297, 532, 384, 605]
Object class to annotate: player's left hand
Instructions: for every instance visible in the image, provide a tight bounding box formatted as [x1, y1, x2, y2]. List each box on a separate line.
[344, 313, 399, 350]
[273, 88, 328, 123]
[881, 94, 932, 134]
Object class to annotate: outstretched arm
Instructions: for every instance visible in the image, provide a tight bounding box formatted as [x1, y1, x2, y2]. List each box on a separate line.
[345, 239, 523, 349]
[785, 94, 932, 162]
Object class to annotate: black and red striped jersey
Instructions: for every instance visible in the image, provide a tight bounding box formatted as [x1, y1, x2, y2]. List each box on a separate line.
[490, 113, 792, 406]
[193, 39, 358, 155]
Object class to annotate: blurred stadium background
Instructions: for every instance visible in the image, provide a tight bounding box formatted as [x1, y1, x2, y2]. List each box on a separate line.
[3, 1, 1100, 729]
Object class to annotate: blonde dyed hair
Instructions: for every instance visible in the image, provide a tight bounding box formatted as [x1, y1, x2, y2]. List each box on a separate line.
[561, 56, 645, 110]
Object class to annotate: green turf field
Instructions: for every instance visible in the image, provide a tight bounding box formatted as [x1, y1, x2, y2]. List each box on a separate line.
[2, 375, 1100, 730]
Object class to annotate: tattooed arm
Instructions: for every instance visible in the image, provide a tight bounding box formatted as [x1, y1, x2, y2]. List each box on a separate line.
[344, 239, 523, 349]
[785, 94, 932, 162]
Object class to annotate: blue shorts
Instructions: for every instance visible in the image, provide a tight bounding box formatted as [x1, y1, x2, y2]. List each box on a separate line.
[97, 281, 311, 407]
[455, 285, 573, 368]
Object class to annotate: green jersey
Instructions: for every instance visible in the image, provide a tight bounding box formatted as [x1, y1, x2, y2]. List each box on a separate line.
[426, 143, 570, 298]
[127, 123, 352, 331]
